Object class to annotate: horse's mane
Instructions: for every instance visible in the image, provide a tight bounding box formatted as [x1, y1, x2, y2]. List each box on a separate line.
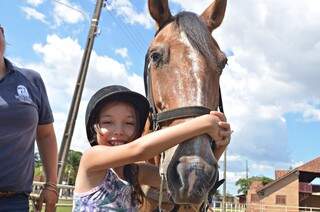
[175, 12, 217, 63]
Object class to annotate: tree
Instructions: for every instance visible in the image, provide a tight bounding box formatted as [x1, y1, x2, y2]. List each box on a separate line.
[34, 152, 41, 168]
[235, 176, 273, 195]
[235, 178, 250, 195]
[34, 149, 82, 184]
[63, 150, 82, 185]
[34, 152, 44, 181]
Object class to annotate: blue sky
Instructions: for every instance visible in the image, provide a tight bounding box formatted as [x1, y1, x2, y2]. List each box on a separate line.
[1, 0, 319, 195]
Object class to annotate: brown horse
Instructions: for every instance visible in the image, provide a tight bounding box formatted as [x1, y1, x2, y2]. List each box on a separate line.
[141, 0, 228, 211]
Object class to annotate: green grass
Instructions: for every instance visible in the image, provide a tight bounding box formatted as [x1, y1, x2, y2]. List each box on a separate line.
[29, 199, 73, 212]
[56, 199, 73, 212]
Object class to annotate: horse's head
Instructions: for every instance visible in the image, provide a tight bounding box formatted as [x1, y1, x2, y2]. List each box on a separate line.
[145, 0, 228, 205]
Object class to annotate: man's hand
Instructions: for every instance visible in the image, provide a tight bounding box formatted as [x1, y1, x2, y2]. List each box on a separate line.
[35, 186, 58, 212]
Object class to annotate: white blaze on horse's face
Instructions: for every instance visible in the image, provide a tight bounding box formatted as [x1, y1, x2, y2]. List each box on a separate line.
[179, 31, 202, 103]
[147, 0, 228, 206]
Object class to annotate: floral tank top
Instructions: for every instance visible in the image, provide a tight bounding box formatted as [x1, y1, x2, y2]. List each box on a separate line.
[72, 169, 138, 212]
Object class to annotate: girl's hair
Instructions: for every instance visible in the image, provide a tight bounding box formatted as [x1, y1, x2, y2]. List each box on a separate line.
[119, 103, 145, 206]
[123, 164, 144, 206]
[92, 100, 144, 205]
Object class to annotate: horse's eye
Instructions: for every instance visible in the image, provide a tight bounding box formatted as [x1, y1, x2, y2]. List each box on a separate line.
[219, 57, 228, 70]
[217, 54, 228, 74]
[150, 51, 162, 64]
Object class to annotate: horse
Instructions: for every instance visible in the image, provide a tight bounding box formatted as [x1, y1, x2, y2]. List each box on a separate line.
[140, 0, 228, 211]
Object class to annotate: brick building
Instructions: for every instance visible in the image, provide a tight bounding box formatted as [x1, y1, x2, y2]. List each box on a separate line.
[246, 157, 320, 208]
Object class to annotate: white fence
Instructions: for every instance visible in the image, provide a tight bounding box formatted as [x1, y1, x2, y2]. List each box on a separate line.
[211, 201, 320, 212]
[211, 201, 246, 211]
[246, 203, 320, 212]
[32, 181, 75, 199]
[30, 183, 320, 212]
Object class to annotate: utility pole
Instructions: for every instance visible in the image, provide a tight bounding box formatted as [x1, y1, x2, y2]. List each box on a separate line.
[246, 160, 249, 180]
[57, 0, 105, 183]
[222, 147, 227, 212]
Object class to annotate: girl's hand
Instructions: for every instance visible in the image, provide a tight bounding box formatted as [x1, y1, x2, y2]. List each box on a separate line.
[94, 124, 110, 142]
[208, 111, 232, 147]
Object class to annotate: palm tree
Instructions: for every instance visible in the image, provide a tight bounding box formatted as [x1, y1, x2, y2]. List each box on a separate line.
[63, 150, 82, 185]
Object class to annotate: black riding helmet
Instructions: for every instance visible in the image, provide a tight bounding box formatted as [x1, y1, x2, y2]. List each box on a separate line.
[85, 85, 150, 146]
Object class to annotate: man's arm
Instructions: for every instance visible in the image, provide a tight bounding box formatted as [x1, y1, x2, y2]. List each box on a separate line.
[36, 123, 58, 212]
[37, 123, 58, 184]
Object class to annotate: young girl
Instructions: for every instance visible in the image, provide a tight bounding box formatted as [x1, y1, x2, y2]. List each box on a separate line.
[73, 85, 231, 211]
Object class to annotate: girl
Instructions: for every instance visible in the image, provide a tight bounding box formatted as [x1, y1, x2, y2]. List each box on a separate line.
[73, 85, 231, 211]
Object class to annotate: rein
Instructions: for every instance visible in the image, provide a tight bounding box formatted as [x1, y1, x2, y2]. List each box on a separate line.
[143, 20, 225, 212]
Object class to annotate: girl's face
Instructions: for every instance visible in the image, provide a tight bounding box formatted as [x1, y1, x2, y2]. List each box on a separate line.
[95, 101, 137, 146]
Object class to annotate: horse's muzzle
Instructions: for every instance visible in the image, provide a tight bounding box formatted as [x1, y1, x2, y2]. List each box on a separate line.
[165, 135, 218, 204]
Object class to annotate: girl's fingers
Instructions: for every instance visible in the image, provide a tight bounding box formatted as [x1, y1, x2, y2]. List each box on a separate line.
[219, 130, 232, 138]
[216, 136, 231, 146]
[210, 111, 226, 122]
[215, 129, 233, 146]
[218, 122, 230, 130]
[94, 125, 110, 137]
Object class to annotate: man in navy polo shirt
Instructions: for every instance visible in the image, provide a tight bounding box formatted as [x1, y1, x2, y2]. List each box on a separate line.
[0, 25, 58, 211]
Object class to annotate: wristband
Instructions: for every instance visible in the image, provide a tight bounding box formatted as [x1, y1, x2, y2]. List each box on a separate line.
[43, 186, 58, 197]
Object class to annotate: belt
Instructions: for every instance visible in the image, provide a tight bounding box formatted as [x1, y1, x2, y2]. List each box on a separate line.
[0, 191, 17, 198]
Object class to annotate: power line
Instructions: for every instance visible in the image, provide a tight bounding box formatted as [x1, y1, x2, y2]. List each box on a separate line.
[109, 10, 146, 53]
[246, 160, 249, 179]
[107, 9, 146, 57]
[104, 0, 150, 53]
[113, 10, 149, 52]
[52, 0, 151, 53]
[87, 0, 152, 58]
[51, 0, 90, 22]
[57, 0, 105, 183]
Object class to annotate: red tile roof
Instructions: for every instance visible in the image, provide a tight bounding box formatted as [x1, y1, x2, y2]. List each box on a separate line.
[257, 157, 320, 193]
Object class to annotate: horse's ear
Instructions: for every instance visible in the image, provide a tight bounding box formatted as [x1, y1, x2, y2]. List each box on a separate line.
[148, 0, 172, 29]
[200, 0, 227, 32]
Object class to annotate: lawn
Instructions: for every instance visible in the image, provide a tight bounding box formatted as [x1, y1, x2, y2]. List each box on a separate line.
[29, 199, 73, 212]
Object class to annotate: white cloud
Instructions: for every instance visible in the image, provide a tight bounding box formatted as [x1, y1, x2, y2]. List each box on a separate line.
[106, 0, 153, 28]
[21, 6, 48, 24]
[301, 104, 320, 121]
[26, 0, 44, 7]
[12, 0, 320, 195]
[52, 0, 86, 26]
[20, 34, 144, 151]
[155, 0, 320, 194]
[115, 47, 128, 58]
[171, 0, 212, 14]
[163, 0, 320, 164]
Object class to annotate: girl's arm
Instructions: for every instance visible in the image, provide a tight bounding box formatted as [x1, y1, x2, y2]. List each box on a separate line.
[81, 113, 230, 172]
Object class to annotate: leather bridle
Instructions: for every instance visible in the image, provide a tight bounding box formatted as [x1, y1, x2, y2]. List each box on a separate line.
[143, 52, 224, 131]
[143, 18, 225, 212]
